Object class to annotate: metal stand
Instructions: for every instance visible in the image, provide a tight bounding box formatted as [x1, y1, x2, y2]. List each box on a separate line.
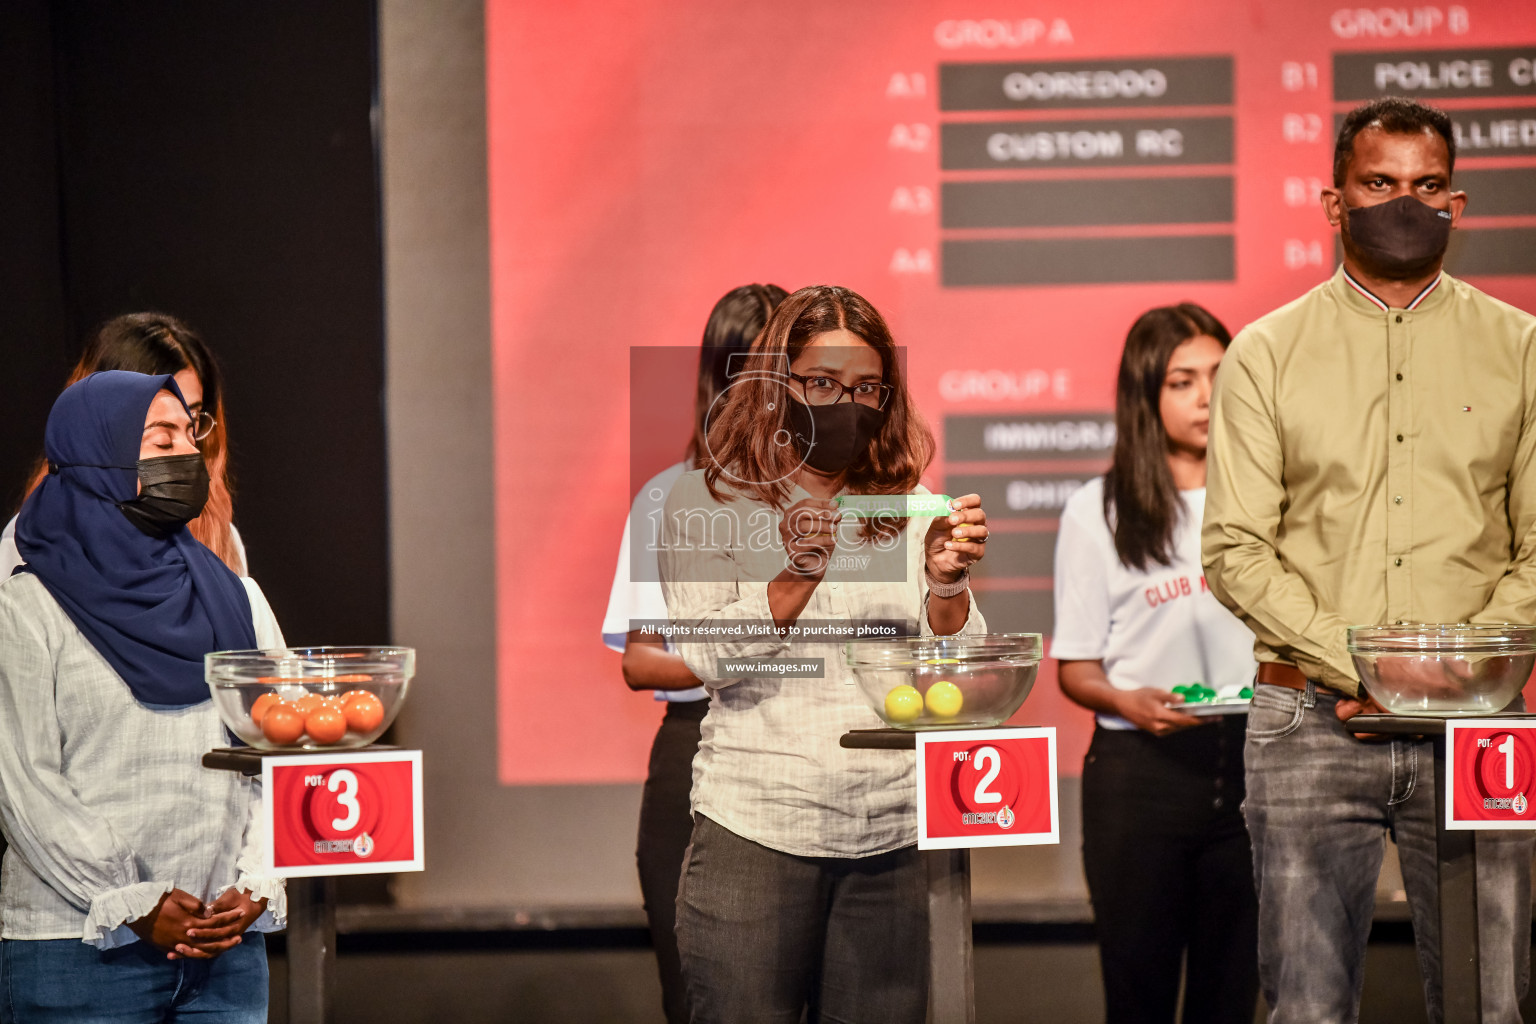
[841, 727, 987, 1024]
[201, 746, 397, 1024]
[1347, 713, 1536, 1023]
[925, 847, 975, 1024]
[285, 876, 337, 1024]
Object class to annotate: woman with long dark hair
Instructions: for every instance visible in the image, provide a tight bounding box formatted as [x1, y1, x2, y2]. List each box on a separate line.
[660, 285, 990, 1023]
[2, 313, 244, 576]
[1051, 304, 1259, 1023]
[600, 282, 787, 1024]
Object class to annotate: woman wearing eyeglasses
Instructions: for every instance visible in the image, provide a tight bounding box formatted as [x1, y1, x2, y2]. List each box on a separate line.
[659, 285, 989, 1024]
[2, 313, 245, 577]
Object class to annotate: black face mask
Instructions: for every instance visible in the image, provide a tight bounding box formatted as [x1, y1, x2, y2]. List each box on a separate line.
[786, 400, 885, 474]
[117, 454, 210, 539]
[1345, 195, 1453, 278]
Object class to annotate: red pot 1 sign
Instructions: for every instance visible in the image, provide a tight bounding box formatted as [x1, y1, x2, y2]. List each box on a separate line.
[916, 728, 1059, 849]
[1447, 722, 1536, 830]
[262, 750, 425, 876]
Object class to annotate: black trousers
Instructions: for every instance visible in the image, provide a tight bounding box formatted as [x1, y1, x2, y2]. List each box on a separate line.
[635, 698, 708, 1024]
[1081, 717, 1260, 1024]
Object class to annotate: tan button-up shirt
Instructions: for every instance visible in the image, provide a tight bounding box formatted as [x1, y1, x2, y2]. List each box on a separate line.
[1203, 267, 1536, 696]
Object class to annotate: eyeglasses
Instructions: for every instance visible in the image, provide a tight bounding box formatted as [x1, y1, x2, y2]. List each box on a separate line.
[787, 373, 894, 410]
[192, 412, 217, 442]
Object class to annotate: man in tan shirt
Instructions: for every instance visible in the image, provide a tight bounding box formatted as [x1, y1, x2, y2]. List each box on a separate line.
[1204, 97, 1536, 1022]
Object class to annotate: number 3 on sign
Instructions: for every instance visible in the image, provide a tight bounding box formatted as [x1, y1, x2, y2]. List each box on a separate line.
[916, 728, 1059, 850]
[329, 769, 360, 831]
[1447, 721, 1536, 829]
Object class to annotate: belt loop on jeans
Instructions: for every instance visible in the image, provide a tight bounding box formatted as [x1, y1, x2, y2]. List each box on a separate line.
[1303, 678, 1316, 709]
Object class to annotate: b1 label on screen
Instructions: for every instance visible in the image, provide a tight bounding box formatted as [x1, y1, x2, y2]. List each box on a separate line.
[1447, 722, 1536, 830]
[916, 728, 1058, 849]
[263, 750, 424, 876]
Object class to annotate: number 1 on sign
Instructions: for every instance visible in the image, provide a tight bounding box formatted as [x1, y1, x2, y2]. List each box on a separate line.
[974, 746, 1002, 805]
[1446, 722, 1536, 830]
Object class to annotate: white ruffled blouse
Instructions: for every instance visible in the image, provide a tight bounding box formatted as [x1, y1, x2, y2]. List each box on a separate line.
[0, 572, 286, 947]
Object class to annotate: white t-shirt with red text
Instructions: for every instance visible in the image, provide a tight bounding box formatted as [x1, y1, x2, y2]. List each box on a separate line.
[1051, 477, 1257, 730]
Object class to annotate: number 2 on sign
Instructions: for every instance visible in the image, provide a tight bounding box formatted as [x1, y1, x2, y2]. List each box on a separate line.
[329, 769, 361, 831]
[973, 746, 1002, 805]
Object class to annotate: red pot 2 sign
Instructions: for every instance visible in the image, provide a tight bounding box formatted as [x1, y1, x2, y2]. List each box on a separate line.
[1447, 722, 1536, 830]
[916, 728, 1059, 849]
[263, 750, 425, 876]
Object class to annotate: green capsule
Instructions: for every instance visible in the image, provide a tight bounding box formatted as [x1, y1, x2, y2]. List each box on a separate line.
[1238, 687, 1254, 700]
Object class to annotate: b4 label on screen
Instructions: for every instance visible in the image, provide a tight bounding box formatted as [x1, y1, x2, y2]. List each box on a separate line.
[916, 728, 1059, 849]
[1447, 722, 1536, 830]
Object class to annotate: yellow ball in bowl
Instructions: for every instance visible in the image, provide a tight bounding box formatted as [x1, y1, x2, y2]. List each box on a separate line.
[925, 680, 964, 718]
[884, 685, 924, 723]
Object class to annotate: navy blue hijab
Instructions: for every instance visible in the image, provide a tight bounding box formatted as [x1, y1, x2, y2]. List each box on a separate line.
[16, 370, 256, 707]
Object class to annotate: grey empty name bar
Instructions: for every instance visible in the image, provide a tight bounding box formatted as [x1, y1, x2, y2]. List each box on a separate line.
[941, 56, 1232, 111]
[959, 529, 1058, 578]
[967, 588, 1055, 636]
[943, 177, 1232, 229]
[942, 117, 1233, 170]
[944, 235, 1234, 286]
[944, 412, 1115, 462]
[1336, 225, 1536, 276]
[1455, 169, 1536, 217]
[1334, 48, 1536, 100]
[1446, 228, 1536, 276]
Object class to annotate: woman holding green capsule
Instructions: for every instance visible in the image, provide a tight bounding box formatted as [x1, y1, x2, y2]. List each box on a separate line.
[659, 284, 988, 1024]
[1052, 304, 1260, 1023]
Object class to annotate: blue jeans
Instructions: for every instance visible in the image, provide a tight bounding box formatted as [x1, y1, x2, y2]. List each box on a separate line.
[0, 934, 267, 1024]
[676, 815, 927, 1024]
[1244, 682, 1533, 1023]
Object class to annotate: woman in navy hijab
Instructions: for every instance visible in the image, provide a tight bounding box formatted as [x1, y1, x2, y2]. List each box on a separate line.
[0, 371, 286, 1024]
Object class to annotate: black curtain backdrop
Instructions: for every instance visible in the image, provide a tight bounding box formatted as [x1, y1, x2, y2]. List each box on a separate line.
[0, 1, 388, 649]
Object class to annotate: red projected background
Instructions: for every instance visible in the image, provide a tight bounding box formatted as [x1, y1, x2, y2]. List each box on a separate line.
[487, 0, 1536, 784]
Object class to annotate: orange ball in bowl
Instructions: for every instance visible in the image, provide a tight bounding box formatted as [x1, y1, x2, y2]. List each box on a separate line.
[305, 706, 347, 745]
[250, 692, 281, 725]
[343, 692, 385, 733]
[261, 704, 306, 745]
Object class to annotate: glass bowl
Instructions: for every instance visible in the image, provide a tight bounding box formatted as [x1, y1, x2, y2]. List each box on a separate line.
[206, 646, 415, 750]
[842, 633, 1043, 730]
[1347, 624, 1536, 717]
